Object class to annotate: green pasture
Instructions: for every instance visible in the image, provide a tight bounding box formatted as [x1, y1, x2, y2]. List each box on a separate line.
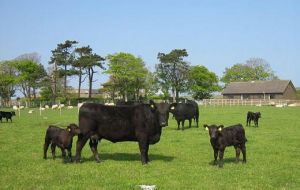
[0, 106, 299, 189]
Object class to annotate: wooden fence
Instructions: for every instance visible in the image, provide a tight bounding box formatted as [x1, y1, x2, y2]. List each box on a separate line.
[202, 99, 300, 107]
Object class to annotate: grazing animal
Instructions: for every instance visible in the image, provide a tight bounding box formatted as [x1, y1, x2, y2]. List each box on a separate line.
[43, 123, 80, 162]
[0, 111, 16, 122]
[204, 124, 247, 167]
[169, 102, 199, 130]
[67, 105, 74, 109]
[51, 104, 58, 109]
[75, 100, 170, 164]
[246, 111, 261, 127]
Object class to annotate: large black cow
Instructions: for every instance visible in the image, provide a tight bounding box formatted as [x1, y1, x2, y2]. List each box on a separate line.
[246, 111, 261, 127]
[169, 101, 199, 130]
[75, 100, 170, 164]
[0, 111, 16, 122]
[204, 124, 247, 167]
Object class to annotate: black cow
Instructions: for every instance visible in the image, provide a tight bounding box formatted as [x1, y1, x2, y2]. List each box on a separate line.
[0, 111, 16, 122]
[75, 100, 170, 164]
[169, 102, 199, 130]
[44, 123, 80, 162]
[204, 124, 247, 167]
[246, 111, 261, 127]
[116, 100, 142, 106]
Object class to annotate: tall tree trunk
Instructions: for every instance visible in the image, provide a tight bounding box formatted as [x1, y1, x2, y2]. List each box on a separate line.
[172, 87, 176, 102]
[64, 65, 67, 96]
[53, 61, 57, 102]
[88, 67, 93, 99]
[78, 67, 82, 98]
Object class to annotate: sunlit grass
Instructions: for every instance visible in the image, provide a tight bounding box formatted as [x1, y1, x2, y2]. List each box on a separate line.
[0, 106, 299, 189]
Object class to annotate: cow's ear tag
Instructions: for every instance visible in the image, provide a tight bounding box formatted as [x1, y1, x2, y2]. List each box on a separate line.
[205, 127, 208, 131]
[170, 106, 175, 110]
[67, 128, 71, 132]
[218, 127, 222, 131]
[150, 104, 154, 108]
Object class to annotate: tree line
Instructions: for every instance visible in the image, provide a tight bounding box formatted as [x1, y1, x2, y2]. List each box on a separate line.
[0, 40, 278, 106]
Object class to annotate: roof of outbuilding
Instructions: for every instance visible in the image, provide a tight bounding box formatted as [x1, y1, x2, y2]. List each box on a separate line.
[222, 80, 294, 94]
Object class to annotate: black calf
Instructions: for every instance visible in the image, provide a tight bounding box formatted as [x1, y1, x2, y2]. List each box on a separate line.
[43, 123, 80, 162]
[246, 111, 261, 127]
[0, 111, 16, 122]
[204, 124, 247, 167]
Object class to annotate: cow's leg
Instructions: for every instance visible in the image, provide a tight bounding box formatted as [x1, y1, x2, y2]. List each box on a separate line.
[182, 120, 185, 131]
[213, 148, 218, 165]
[177, 120, 180, 130]
[196, 116, 199, 128]
[188, 119, 192, 128]
[89, 139, 100, 163]
[43, 141, 50, 159]
[145, 143, 150, 162]
[241, 145, 247, 163]
[61, 148, 66, 158]
[66, 148, 72, 162]
[75, 135, 89, 163]
[235, 146, 241, 163]
[138, 140, 148, 164]
[218, 148, 225, 168]
[51, 144, 56, 160]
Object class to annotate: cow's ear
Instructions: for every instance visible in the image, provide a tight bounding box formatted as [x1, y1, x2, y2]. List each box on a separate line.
[218, 125, 224, 131]
[149, 100, 156, 110]
[169, 103, 177, 111]
[203, 124, 209, 131]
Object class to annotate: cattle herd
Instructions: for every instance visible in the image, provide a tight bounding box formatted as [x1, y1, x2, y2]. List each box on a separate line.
[1, 100, 262, 167]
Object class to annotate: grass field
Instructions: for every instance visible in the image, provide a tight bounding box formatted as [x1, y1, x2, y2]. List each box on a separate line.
[0, 106, 299, 190]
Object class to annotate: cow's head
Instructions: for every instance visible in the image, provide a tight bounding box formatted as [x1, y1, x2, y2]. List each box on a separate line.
[257, 112, 261, 118]
[11, 111, 16, 116]
[204, 124, 224, 139]
[66, 123, 81, 136]
[150, 100, 170, 127]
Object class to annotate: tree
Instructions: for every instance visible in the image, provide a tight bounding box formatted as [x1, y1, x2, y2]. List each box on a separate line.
[188, 65, 221, 100]
[73, 46, 90, 98]
[84, 51, 105, 99]
[105, 53, 149, 101]
[12, 59, 47, 103]
[49, 40, 78, 98]
[156, 49, 190, 102]
[0, 61, 16, 106]
[221, 58, 277, 84]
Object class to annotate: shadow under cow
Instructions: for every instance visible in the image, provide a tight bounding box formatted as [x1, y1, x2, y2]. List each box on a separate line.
[80, 153, 175, 163]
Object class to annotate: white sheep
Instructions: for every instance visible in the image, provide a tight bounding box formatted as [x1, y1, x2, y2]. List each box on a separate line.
[52, 105, 58, 109]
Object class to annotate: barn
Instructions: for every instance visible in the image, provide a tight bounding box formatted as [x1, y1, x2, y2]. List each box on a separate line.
[222, 80, 297, 100]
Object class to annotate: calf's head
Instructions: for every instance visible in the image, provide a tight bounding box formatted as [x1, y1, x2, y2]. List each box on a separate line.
[150, 100, 170, 127]
[257, 112, 261, 118]
[204, 124, 224, 139]
[66, 123, 80, 136]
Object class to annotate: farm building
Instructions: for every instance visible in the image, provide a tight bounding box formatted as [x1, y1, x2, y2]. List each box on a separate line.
[222, 80, 297, 100]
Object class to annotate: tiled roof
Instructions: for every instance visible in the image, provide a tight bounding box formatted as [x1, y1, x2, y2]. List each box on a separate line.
[222, 80, 293, 94]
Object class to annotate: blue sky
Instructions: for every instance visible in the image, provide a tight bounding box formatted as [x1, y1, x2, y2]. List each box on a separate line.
[1, 0, 299, 89]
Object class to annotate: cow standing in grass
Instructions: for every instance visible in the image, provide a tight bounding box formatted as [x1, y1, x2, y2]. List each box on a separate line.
[75, 100, 170, 164]
[246, 111, 261, 127]
[204, 124, 247, 167]
[169, 102, 199, 130]
[44, 123, 80, 162]
[0, 111, 16, 122]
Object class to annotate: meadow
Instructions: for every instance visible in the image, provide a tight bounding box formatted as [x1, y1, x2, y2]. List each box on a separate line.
[0, 105, 299, 190]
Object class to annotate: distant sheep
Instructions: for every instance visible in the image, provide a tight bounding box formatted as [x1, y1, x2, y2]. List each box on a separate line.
[67, 106, 74, 109]
[58, 104, 65, 109]
[13, 105, 19, 110]
[45, 105, 49, 109]
[28, 110, 34, 114]
[52, 105, 58, 109]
